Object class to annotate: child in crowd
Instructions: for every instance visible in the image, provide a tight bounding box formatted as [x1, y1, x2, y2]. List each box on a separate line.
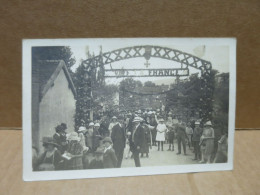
[88, 148, 104, 169]
[103, 137, 117, 168]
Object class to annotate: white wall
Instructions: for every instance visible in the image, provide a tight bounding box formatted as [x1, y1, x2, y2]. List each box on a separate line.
[39, 69, 75, 152]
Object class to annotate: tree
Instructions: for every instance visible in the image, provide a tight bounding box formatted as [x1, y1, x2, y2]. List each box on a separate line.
[144, 81, 156, 87]
[32, 46, 76, 78]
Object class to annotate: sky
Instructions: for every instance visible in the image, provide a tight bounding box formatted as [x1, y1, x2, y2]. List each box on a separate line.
[69, 39, 230, 85]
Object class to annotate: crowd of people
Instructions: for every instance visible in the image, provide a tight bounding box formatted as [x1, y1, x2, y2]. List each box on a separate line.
[32, 110, 228, 171]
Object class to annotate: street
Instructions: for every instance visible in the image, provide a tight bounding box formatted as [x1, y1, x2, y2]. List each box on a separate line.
[121, 142, 198, 168]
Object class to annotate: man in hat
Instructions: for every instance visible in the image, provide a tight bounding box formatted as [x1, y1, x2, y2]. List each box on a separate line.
[103, 137, 117, 168]
[200, 121, 215, 163]
[192, 121, 202, 160]
[108, 116, 118, 136]
[129, 117, 145, 167]
[111, 115, 126, 168]
[176, 121, 188, 155]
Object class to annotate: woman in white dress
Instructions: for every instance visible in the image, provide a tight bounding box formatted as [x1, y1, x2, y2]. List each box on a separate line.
[156, 119, 168, 151]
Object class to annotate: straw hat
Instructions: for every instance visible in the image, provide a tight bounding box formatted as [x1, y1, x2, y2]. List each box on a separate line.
[195, 121, 200, 125]
[204, 121, 212, 126]
[133, 117, 141, 122]
[94, 123, 100, 127]
[112, 116, 117, 120]
[89, 122, 94, 126]
[78, 126, 86, 132]
[67, 132, 80, 141]
[159, 118, 165, 122]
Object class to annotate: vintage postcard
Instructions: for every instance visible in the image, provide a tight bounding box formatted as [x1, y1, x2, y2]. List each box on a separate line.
[23, 38, 236, 181]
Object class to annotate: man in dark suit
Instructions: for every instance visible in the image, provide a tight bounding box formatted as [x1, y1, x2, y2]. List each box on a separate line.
[176, 121, 188, 155]
[111, 115, 126, 168]
[129, 117, 145, 167]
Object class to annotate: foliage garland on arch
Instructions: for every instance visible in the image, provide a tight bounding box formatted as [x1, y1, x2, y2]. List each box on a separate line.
[74, 45, 213, 129]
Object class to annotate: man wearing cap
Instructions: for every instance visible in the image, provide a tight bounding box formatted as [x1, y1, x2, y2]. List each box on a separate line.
[111, 115, 126, 168]
[129, 117, 145, 167]
[192, 121, 202, 160]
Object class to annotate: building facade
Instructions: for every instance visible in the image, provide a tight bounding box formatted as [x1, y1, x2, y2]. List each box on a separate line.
[32, 60, 76, 152]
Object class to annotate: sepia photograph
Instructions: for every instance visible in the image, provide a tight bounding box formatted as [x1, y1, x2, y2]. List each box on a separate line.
[23, 38, 236, 181]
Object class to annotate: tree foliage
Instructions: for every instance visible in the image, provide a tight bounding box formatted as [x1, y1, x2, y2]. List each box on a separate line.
[32, 46, 76, 70]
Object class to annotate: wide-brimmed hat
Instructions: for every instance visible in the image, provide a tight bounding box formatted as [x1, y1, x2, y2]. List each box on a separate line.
[195, 121, 200, 125]
[94, 123, 100, 127]
[204, 121, 212, 126]
[112, 116, 117, 120]
[159, 118, 165, 122]
[42, 137, 59, 147]
[67, 132, 80, 141]
[78, 126, 86, 132]
[89, 122, 94, 126]
[133, 117, 141, 122]
[103, 137, 113, 144]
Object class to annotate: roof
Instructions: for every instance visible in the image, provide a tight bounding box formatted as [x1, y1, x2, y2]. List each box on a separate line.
[37, 60, 77, 100]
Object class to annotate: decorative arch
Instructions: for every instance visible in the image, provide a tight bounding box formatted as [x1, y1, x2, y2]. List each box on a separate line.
[75, 45, 213, 128]
[81, 45, 212, 76]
